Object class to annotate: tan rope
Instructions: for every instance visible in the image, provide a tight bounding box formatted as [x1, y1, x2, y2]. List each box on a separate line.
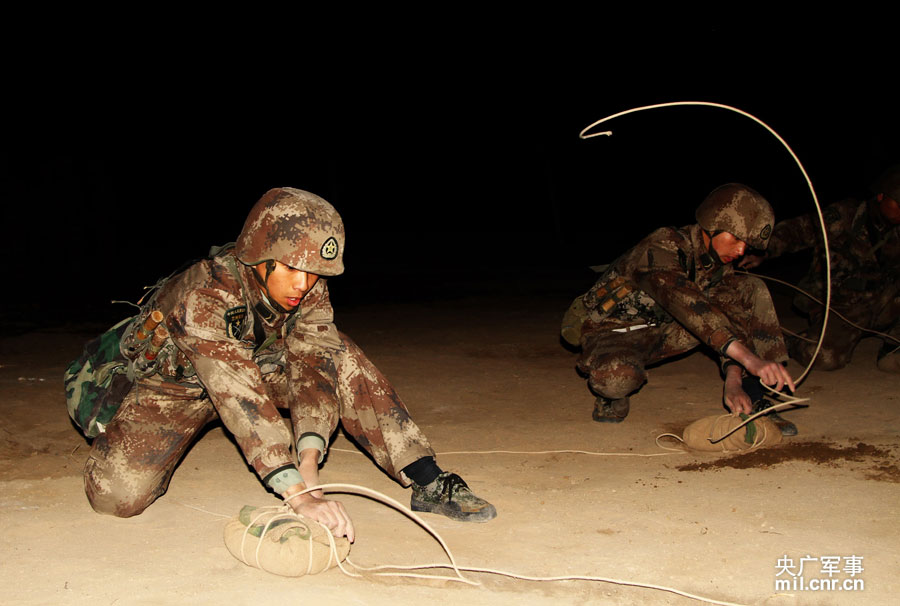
[289, 483, 749, 606]
[739, 269, 900, 346]
[579, 100, 832, 387]
[331, 447, 685, 458]
[200, 481, 753, 604]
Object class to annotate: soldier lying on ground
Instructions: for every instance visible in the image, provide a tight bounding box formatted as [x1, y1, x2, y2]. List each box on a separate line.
[76, 188, 496, 540]
[561, 184, 798, 434]
[739, 164, 900, 373]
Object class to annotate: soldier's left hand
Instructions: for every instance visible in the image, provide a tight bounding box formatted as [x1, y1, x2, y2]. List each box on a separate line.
[723, 382, 753, 415]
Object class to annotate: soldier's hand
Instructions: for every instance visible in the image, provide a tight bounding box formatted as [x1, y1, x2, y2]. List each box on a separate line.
[746, 358, 796, 394]
[284, 485, 355, 542]
[723, 382, 753, 415]
[725, 341, 796, 395]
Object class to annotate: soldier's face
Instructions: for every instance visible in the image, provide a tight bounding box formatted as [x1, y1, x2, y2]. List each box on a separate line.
[255, 261, 320, 309]
[877, 194, 900, 225]
[709, 232, 748, 264]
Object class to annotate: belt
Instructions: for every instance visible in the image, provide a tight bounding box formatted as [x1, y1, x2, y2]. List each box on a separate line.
[611, 323, 656, 333]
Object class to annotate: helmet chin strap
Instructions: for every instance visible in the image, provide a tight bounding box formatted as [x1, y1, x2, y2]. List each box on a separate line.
[700, 229, 725, 267]
[251, 260, 290, 318]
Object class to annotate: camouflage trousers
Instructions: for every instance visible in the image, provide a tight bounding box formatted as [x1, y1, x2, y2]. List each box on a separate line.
[789, 282, 900, 371]
[577, 274, 789, 400]
[84, 333, 434, 517]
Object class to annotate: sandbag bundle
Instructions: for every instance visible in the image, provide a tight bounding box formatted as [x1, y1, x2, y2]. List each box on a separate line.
[224, 505, 351, 576]
[680, 413, 782, 452]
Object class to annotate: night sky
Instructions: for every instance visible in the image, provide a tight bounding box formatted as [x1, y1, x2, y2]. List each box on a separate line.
[4, 23, 897, 330]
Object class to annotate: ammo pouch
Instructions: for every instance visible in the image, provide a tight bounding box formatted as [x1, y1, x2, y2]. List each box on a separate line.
[585, 275, 634, 316]
[583, 273, 673, 326]
[64, 245, 292, 438]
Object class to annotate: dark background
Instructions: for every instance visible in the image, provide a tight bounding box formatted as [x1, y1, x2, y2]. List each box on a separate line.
[3, 21, 897, 332]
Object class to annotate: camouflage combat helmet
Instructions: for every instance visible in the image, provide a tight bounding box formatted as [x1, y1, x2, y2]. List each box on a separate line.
[235, 187, 345, 276]
[695, 183, 775, 250]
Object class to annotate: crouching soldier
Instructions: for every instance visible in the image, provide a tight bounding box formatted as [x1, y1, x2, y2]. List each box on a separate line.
[740, 164, 900, 373]
[68, 188, 496, 540]
[561, 184, 798, 434]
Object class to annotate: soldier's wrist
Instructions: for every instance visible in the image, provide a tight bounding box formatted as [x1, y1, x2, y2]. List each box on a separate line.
[722, 359, 743, 377]
[297, 433, 327, 464]
[264, 465, 305, 495]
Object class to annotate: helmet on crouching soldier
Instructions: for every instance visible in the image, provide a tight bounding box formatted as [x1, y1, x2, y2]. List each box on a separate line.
[235, 187, 345, 276]
[695, 183, 775, 250]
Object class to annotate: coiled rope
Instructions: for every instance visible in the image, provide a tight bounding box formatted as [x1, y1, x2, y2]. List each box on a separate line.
[230, 483, 750, 606]
[580, 101, 833, 441]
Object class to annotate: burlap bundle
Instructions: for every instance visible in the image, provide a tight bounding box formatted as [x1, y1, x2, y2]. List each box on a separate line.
[224, 505, 350, 576]
[680, 413, 782, 452]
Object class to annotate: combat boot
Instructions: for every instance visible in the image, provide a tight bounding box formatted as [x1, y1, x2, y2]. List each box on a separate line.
[752, 399, 798, 436]
[411, 472, 497, 522]
[592, 396, 630, 423]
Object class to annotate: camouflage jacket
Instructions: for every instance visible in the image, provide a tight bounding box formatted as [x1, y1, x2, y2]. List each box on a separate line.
[138, 250, 343, 485]
[583, 224, 739, 354]
[766, 198, 900, 303]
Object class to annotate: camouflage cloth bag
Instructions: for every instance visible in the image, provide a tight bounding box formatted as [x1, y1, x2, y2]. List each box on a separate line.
[63, 317, 135, 438]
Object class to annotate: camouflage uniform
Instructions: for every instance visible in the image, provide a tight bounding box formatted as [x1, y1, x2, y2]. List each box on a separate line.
[765, 198, 900, 370]
[85, 227, 434, 518]
[575, 224, 789, 403]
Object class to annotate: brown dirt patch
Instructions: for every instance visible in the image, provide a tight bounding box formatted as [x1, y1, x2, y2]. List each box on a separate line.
[676, 440, 900, 481]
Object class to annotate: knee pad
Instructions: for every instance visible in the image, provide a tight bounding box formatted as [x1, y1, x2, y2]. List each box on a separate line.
[588, 356, 646, 399]
[84, 455, 152, 518]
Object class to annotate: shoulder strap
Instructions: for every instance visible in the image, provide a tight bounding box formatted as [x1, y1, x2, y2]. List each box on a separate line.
[217, 250, 267, 347]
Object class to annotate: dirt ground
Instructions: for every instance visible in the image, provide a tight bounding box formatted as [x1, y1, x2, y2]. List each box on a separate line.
[2, 285, 898, 606]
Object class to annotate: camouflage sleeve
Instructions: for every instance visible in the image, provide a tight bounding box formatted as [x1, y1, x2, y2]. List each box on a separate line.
[169, 286, 296, 486]
[766, 199, 863, 259]
[285, 280, 344, 448]
[632, 230, 739, 354]
[292, 280, 343, 350]
[765, 213, 818, 258]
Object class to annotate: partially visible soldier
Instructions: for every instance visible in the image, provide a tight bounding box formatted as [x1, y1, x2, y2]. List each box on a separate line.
[740, 164, 900, 373]
[78, 188, 497, 539]
[561, 184, 798, 434]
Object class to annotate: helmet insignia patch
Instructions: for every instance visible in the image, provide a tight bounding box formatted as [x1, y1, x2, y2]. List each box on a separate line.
[224, 306, 247, 340]
[760, 224, 772, 240]
[321, 237, 339, 260]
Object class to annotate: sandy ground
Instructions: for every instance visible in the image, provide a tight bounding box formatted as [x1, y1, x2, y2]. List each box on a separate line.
[1, 286, 898, 606]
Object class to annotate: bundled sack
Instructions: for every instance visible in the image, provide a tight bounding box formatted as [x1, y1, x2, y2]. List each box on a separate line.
[224, 505, 350, 576]
[680, 413, 782, 452]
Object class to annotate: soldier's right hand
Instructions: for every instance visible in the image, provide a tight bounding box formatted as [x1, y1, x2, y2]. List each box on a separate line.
[285, 487, 355, 542]
[725, 340, 796, 395]
[745, 357, 796, 395]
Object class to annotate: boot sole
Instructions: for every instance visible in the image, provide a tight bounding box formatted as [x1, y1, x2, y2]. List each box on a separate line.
[410, 499, 497, 523]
